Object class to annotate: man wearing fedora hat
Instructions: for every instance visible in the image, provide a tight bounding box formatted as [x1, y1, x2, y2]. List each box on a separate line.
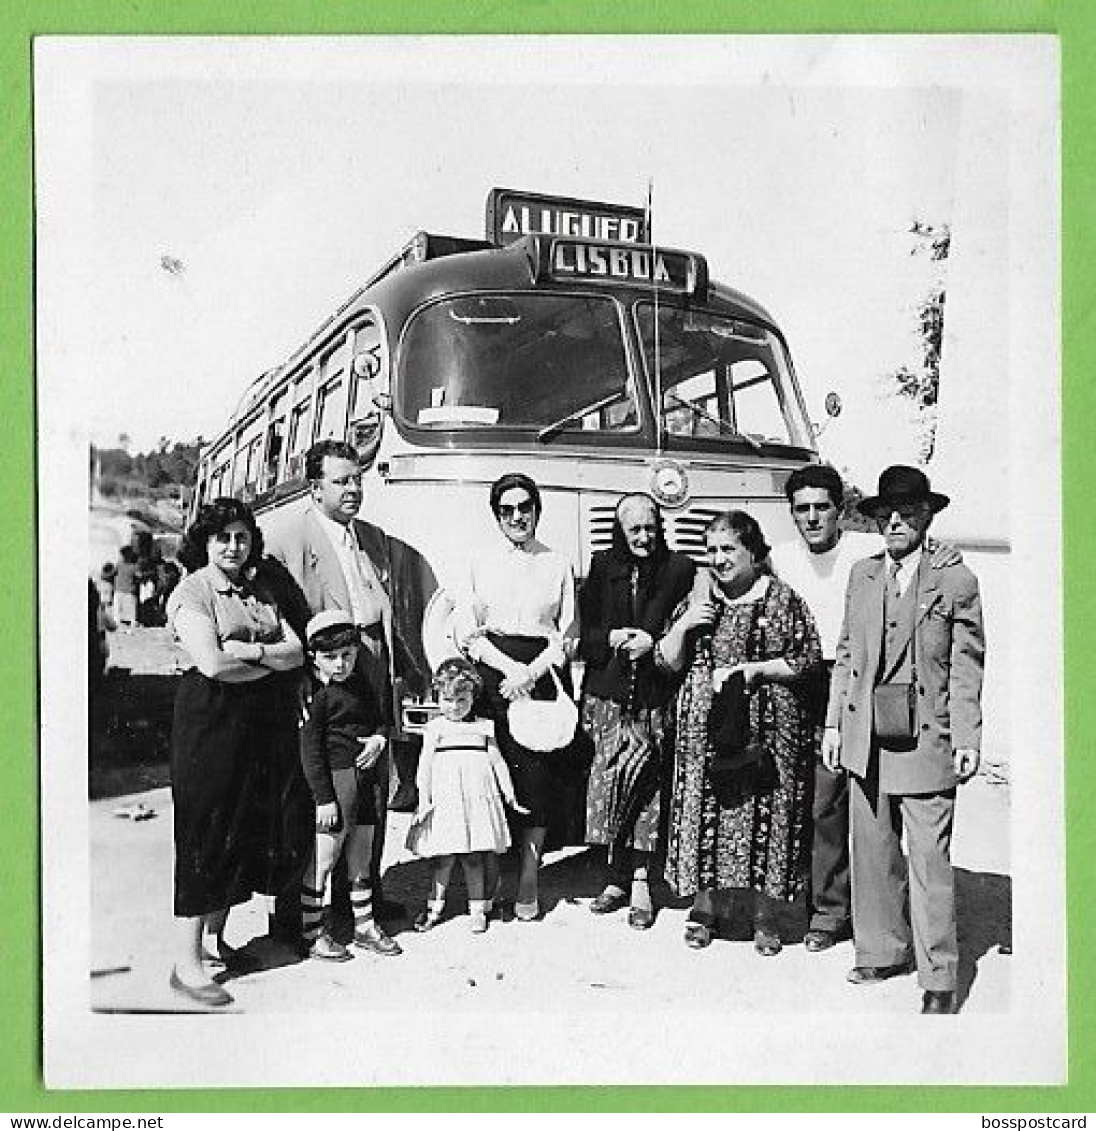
[822, 465, 984, 1014]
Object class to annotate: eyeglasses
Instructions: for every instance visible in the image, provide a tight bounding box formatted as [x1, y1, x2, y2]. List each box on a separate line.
[326, 473, 363, 488]
[873, 503, 923, 522]
[498, 500, 536, 520]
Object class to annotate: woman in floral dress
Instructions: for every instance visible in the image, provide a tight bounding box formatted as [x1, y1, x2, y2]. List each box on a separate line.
[658, 510, 821, 955]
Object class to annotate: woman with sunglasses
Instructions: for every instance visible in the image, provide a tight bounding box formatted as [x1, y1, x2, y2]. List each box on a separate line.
[453, 472, 577, 921]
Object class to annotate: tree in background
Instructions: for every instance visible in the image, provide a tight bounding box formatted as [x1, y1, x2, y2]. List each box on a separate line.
[92, 438, 202, 511]
[885, 219, 950, 465]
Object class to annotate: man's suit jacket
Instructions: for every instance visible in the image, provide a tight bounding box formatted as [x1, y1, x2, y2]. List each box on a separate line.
[264, 506, 396, 724]
[825, 552, 984, 793]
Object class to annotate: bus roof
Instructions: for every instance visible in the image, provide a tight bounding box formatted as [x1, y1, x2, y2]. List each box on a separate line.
[206, 233, 786, 445]
[365, 235, 784, 335]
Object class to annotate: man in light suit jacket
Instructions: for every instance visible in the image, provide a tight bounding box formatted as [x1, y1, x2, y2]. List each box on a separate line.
[823, 465, 984, 1014]
[264, 439, 403, 956]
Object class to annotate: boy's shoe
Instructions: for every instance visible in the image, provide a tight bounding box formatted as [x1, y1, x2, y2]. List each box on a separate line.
[308, 933, 352, 962]
[353, 922, 403, 956]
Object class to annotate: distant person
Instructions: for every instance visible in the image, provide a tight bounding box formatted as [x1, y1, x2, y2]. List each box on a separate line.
[96, 561, 116, 612]
[166, 498, 304, 1008]
[452, 473, 579, 921]
[136, 552, 162, 627]
[407, 658, 527, 934]
[579, 493, 695, 930]
[297, 610, 397, 962]
[823, 466, 984, 1015]
[264, 439, 403, 946]
[659, 510, 821, 954]
[113, 545, 138, 631]
[159, 560, 182, 611]
[88, 577, 115, 693]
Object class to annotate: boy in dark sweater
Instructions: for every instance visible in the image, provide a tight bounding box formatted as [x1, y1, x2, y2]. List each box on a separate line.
[299, 610, 402, 960]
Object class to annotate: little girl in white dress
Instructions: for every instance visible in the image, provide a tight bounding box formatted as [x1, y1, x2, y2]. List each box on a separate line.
[407, 657, 527, 932]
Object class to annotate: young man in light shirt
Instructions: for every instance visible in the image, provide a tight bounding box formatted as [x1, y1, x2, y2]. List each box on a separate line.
[769, 464, 876, 953]
[769, 464, 959, 954]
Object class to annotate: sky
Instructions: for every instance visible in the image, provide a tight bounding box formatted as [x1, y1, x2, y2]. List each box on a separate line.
[44, 37, 992, 484]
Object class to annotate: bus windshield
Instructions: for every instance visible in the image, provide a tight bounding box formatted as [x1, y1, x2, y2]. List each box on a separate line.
[635, 303, 810, 451]
[398, 293, 638, 438]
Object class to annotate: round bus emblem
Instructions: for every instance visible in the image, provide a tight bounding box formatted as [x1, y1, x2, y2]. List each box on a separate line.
[649, 458, 689, 508]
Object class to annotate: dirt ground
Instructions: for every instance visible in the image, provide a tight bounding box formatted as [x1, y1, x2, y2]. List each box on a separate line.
[89, 627, 1012, 1018]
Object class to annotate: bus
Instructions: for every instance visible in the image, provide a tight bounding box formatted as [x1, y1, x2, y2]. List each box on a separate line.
[191, 188, 825, 748]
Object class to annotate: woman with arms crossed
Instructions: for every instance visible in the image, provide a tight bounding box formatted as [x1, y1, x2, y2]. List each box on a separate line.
[167, 498, 304, 1006]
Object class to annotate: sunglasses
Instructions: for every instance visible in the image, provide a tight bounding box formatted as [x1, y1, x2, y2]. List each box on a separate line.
[498, 500, 536, 520]
[873, 503, 923, 522]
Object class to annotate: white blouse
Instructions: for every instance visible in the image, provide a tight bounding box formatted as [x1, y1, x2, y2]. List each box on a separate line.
[453, 532, 576, 670]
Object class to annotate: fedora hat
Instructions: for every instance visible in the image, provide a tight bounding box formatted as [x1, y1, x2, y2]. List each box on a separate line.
[857, 464, 950, 517]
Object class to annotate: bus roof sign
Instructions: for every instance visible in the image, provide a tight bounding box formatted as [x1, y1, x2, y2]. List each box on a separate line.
[531, 236, 708, 297]
[487, 188, 648, 247]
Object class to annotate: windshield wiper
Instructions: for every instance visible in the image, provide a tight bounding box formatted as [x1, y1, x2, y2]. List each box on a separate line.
[663, 392, 764, 452]
[536, 390, 627, 443]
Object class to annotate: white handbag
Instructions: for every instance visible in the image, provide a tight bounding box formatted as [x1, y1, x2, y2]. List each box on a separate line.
[507, 668, 579, 752]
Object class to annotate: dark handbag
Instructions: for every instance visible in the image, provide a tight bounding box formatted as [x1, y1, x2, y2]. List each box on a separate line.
[705, 601, 776, 804]
[872, 678, 918, 742]
[388, 733, 421, 813]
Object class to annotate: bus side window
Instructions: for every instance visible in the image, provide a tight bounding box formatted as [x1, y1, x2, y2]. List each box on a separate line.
[350, 314, 387, 418]
[262, 390, 287, 490]
[315, 379, 346, 441]
[286, 395, 312, 478]
[313, 338, 350, 442]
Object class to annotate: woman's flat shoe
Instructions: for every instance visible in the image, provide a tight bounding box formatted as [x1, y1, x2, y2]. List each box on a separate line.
[627, 906, 655, 931]
[683, 921, 713, 949]
[753, 927, 783, 956]
[169, 967, 234, 1007]
[590, 889, 628, 915]
[513, 899, 540, 921]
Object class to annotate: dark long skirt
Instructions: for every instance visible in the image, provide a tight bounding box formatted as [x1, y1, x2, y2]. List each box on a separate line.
[171, 669, 309, 917]
[475, 634, 586, 844]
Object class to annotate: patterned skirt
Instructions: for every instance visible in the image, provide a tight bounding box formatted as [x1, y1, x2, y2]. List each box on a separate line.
[583, 694, 668, 856]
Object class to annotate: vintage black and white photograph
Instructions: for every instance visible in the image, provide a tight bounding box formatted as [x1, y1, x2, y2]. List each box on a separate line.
[36, 35, 1060, 1087]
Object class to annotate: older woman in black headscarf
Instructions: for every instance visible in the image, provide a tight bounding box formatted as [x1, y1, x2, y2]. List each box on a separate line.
[580, 493, 695, 929]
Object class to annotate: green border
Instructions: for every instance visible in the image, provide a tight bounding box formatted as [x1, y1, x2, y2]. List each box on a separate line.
[3, 0, 1088, 1113]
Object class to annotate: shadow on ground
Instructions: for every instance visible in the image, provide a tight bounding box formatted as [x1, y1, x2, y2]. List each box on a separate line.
[956, 866, 1012, 1008]
[89, 668, 178, 799]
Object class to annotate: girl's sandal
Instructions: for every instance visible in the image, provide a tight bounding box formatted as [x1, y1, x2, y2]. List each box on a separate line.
[414, 906, 445, 933]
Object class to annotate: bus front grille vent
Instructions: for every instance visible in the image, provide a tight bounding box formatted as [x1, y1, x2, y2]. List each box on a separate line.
[586, 506, 619, 556]
[668, 507, 722, 560]
[584, 504, 722, 563]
